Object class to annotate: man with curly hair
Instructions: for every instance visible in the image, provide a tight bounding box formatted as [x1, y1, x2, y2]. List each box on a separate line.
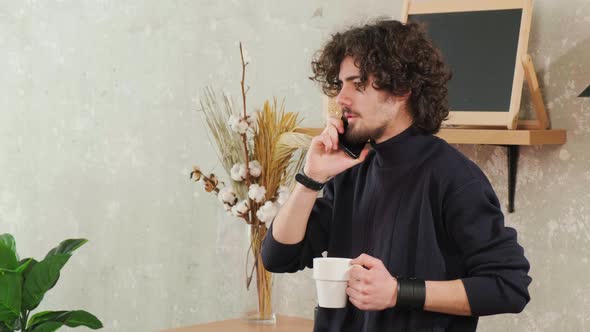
[262, 19, 531, 331]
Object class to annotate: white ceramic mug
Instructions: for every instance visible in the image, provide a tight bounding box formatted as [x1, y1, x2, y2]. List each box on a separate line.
[312, 257, 362, 308]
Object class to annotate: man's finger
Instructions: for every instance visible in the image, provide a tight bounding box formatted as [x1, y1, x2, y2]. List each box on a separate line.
[349, 265, 368, 281]
[327, 125, 339, 150]
[321, 133, 332, 151]
[346, 286, 368, 302]
[351, 253, 383, 269]
[328, 116, 344, 134]
[349, 296, 369, 311]
[356, 147, 371, 162]
[348, 278, 371, 296]
[345, 146, 371, 167]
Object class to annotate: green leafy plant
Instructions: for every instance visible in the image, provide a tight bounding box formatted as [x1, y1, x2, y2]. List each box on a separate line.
[0, 234, 103, 332]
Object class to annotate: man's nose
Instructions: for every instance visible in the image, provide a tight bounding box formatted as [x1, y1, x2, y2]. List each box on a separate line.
[335, 88, 351, 108]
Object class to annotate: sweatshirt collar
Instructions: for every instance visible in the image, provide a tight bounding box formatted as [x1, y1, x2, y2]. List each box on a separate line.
[369, 125, 431, 167]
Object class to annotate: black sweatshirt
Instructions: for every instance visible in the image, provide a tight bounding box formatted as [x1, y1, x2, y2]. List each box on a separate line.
[262, 126, 531, 331]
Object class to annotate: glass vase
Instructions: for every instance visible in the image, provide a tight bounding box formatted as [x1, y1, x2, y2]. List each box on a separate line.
[243, 224, 276, 324]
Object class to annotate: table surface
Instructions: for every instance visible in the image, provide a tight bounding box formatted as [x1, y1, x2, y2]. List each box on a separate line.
[161, 315, 314, 332]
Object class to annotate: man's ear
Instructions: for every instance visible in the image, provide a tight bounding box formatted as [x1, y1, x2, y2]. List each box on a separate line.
[388, 91, 411, 104]
[399, 90, 411, 101]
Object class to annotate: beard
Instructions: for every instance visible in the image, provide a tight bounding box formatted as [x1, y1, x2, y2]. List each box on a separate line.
[345, 118, 387, 144]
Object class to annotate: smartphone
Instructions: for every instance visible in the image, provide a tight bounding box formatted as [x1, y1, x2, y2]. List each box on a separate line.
[338, 115, 366, 159]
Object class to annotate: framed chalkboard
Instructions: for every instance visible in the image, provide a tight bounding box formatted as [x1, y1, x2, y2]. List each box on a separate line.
[401, 0, 534, 129]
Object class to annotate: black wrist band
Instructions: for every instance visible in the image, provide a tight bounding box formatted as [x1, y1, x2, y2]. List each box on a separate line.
[295, 170, 325, 191]
[396, 277, 426, 310]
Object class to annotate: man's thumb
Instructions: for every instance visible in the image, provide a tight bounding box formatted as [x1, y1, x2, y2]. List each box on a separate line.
[353, 147, 371, 164]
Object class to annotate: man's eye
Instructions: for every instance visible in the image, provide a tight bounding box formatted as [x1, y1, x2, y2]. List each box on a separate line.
[353, 82, 364, 91]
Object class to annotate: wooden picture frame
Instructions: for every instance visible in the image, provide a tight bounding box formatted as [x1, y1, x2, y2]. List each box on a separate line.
[401, 0, 534, 129]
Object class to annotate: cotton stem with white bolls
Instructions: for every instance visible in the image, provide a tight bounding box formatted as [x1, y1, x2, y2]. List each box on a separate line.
[238, 41, 258, 226]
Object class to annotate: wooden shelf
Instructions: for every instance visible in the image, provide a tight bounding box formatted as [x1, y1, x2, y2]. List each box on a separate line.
[296, 128, 567, 146]
[436, 128, 567, 145]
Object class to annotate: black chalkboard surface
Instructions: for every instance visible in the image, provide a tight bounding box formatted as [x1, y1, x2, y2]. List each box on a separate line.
[409, 9, 522, 112]
[401, 0, 534, 128]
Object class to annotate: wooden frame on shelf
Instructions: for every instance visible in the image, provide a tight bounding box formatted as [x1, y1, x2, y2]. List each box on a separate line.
[518, 54, 549, 129]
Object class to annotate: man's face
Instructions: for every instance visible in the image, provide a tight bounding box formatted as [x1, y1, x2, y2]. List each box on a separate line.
[335, 56, 408, 144]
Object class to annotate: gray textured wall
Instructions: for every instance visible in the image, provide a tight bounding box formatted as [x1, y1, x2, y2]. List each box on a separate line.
[1, 1, 588, 331]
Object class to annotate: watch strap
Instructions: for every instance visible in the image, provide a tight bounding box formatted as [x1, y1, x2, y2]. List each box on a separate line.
[295, 171, 325, 191]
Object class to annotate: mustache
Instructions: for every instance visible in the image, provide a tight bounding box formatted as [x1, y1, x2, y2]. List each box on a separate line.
[341, 107, 360, 117]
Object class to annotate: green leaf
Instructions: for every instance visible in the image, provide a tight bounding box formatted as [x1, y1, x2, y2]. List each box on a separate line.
[27, 321, 62, 332]
[28, 310, 103, 331]
[0, 258, 32, 273]
[45, 240, 87, 259]
[27, 311, 67, 329]
[22, 255, 70, 311]
[14, 258, 33, 274]
[2, 318, 20, 331]
[0, 235, 16, 255]
[0, 321, 13, 332]
[21, 239, 87, 311]
[0, 234, 18, 271]
[20, 258, 38, 292]
[0, 271, 21, 322]
[11, 317, 21, 330]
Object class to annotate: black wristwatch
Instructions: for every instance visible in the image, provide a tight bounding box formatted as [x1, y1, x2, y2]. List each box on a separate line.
[295, 171, 325, 191]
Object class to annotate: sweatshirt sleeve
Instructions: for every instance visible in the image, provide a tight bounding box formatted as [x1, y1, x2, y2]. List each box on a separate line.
[443, 178, 532, 316]
[261, 180, 334, 273]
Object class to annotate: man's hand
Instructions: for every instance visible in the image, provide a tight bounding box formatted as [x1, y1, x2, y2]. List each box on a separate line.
[347, 253, 397, 311]
[303, 117, 370, 183]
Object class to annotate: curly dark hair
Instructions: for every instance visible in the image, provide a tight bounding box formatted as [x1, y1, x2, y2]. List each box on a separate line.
[310, 19, 452, 135]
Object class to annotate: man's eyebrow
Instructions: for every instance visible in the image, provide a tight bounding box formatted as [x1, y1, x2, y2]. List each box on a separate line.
[337, 75, 361, 83]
